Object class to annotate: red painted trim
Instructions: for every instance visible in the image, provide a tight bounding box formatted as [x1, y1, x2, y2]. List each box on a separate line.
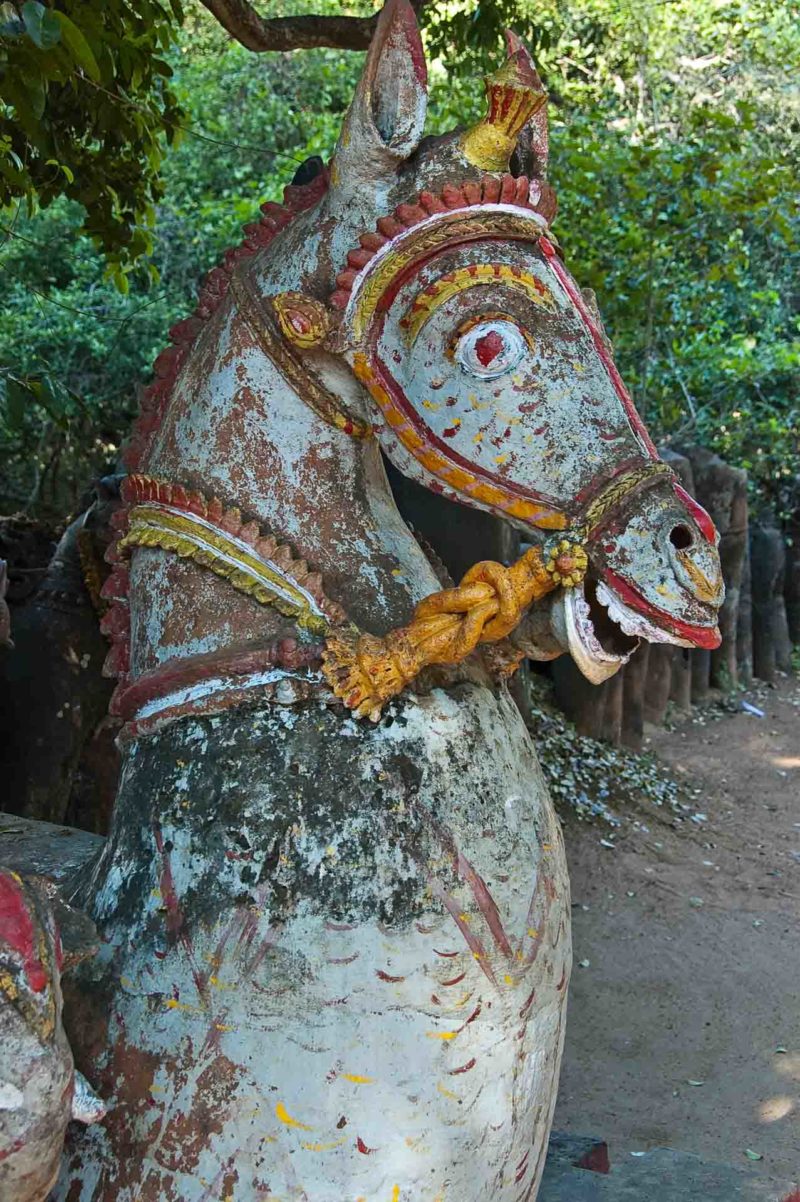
[539, 237, 659, 459]
[0, 873, 49, 993]
[673, 481, 718, 545]
[603, 568, 721, 649]
[112, 640, 323, 720]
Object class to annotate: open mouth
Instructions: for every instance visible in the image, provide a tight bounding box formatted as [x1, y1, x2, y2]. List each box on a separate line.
[552, 575, 695, 684]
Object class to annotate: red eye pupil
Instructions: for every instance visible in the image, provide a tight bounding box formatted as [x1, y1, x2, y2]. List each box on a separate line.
[474, 329, 505, 367]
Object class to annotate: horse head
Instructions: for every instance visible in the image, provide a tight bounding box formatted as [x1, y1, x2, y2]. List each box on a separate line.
[276, 0, 723, 704]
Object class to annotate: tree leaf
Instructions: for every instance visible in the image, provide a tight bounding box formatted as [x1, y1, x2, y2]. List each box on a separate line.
[4, 377, 30, 430]
[45, 158, 75, 185]
[52, 11, 101, 82]
[21, 1, 61, 49]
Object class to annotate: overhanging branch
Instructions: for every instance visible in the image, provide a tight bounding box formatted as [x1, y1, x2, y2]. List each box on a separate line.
[198, 0, 380, 51]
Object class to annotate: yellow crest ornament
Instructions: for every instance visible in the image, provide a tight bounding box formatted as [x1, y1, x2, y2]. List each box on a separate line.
[462, 36, 548, 173]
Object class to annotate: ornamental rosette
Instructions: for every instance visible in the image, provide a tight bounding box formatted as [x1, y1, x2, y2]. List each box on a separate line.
[544, 538, 589, 588]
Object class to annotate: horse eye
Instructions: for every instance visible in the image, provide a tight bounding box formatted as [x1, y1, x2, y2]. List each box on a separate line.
[455, 320, 526, 379]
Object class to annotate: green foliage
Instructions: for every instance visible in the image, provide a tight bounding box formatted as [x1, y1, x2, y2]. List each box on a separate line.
[0, 8, 366, 511]
[0, 0, 797, 519]
[536, 0, 800, 516]
[0, 0, 184, 276]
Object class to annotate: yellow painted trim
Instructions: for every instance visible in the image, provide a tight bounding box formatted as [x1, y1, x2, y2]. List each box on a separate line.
[349, 210, 547, 343]
[402, 264, 554, 345]
[119, 505, 329, 636]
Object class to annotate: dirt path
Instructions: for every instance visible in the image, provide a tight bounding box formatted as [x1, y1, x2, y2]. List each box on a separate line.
[552, 673, 800, 1185]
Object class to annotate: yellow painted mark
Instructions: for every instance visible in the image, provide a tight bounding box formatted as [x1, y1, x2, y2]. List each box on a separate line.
[402, 264, 555, 344]
[209, 976, 235, 990]
[426, 1030, 459, 1040]
[541, 843, 552, 851]
[384, 406, 407, 429]
[439, 991, 473, 1013]
[528, 928, 539, 938]
[342, 1073, 374, 1084]
[418, 449, 446, 473]
[275, 1101, 313, 1130]
[494, 453, 509, 465]
[392, 1188, 401, 1202]
[437, 1081, 459, 1101]
[301, 1137, 347, 1152]
[150, 888, 162, 899]
[164, 998, 199, 1013]
[469, 481, 508, 506]
[440, 465, 475, 490]
[473, 432, 484, 444]
[458, 913, 470, 923]
[422, 399, 441, 411]
[214, 1022, 234, 1032]
[402, 426, 424, 451]
[119, 976, 134, 988]
[504, 974, 514, 985]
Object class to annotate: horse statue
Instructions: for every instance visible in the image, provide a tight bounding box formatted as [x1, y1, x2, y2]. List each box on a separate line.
[50, 3, 722, 1198]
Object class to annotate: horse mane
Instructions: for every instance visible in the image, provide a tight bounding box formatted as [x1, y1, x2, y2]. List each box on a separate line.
[122, 167, 331, 472]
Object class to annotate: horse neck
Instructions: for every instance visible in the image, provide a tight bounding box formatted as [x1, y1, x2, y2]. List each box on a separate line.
[137, 268, 439, 657]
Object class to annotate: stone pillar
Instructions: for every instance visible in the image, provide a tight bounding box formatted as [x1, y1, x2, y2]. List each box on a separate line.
[621, 644, 649, 751]
[737, 538, 753, 686]
[785, 515, 800, 646]
[677, 446, 748, 690]
[644, 644, 674, 726]
[750, 518, 786, 683]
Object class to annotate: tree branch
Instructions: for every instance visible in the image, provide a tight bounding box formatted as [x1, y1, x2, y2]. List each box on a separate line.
[198, 0, 380, 52]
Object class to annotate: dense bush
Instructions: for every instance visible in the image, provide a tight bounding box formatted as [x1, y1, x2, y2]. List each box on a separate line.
[1, 0, 797, 518]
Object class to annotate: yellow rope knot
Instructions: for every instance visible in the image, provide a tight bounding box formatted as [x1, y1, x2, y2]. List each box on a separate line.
[321, 545, 556, 721]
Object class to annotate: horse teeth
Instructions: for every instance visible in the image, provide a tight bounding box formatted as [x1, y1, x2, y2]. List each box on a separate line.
[595, 579, 694, 647]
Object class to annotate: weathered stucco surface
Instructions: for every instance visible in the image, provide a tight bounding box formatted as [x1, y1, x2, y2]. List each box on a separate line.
[59, 685, 570, 1201]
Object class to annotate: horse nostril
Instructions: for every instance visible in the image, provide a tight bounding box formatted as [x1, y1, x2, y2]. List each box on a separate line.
[669, 524, 694, 550]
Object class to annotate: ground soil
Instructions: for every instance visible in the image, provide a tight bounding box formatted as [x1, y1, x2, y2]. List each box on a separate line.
[553, 673, 800, 1186]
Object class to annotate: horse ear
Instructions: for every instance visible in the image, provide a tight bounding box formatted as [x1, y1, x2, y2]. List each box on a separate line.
[330, 0, 428, 206]
[505, 30, 549, 179]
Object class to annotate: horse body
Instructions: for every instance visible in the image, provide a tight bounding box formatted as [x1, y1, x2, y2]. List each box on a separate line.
[55, 4, 723, 1198]
[61, 687, 568, 1201]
